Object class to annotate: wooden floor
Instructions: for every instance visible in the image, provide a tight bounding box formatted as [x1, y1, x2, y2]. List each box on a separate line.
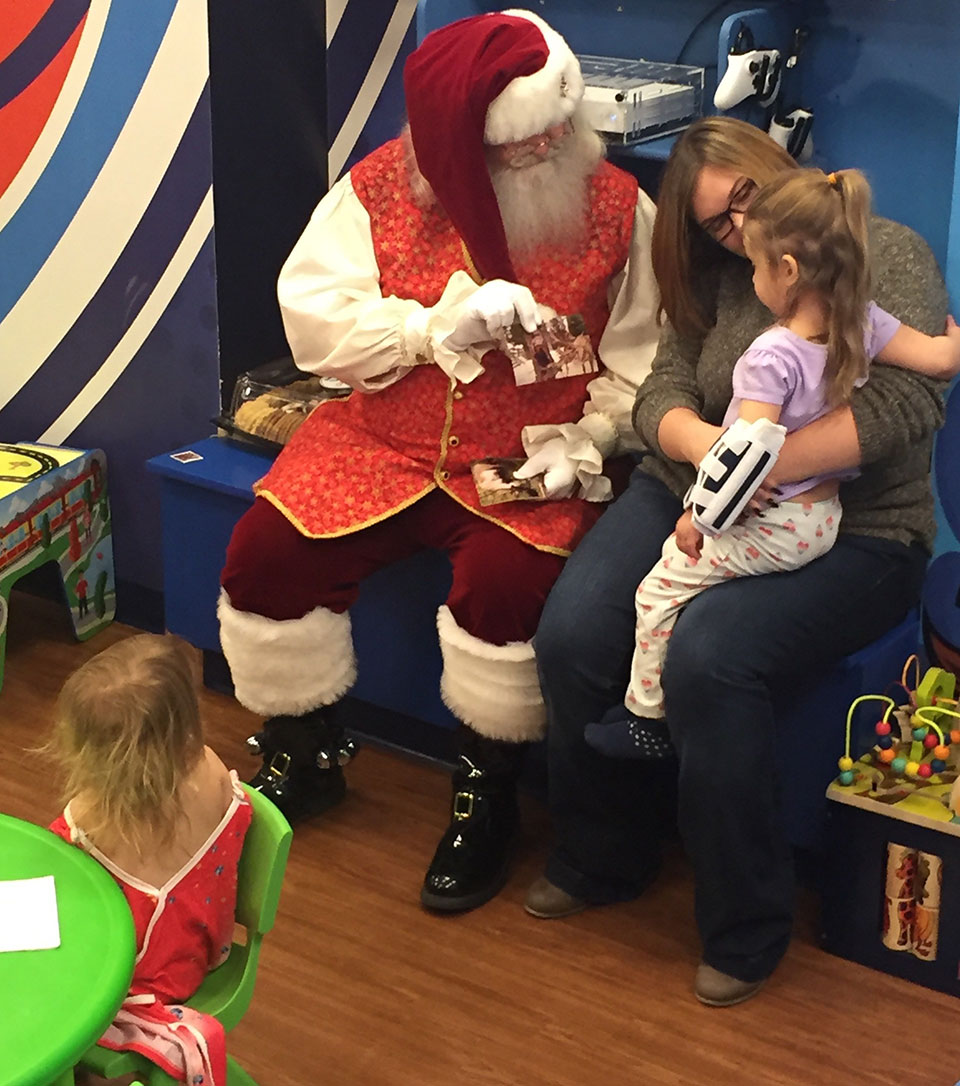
[6, 593, 960, 1086]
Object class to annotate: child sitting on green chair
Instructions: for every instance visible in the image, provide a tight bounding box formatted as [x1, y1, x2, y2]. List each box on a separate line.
[46, 634, 251, 1086]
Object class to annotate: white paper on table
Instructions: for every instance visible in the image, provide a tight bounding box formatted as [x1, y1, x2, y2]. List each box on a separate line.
[0, 875, 61, 951]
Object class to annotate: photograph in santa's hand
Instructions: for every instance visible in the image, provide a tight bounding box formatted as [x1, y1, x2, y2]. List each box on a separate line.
[501, 313, 597, 386]
[471, 458, 548, 506]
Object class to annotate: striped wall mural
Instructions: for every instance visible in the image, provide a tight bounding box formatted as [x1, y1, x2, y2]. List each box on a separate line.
[326, 0, 418, 181]
[0, 0, 220, 598]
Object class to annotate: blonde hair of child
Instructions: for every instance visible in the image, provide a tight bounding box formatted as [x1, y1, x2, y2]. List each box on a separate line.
[742, 167, 873, 406]
[48, 634, 204, 854]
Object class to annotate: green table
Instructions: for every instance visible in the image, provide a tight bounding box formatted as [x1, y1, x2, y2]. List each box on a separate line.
[0, 813, 135, 1086]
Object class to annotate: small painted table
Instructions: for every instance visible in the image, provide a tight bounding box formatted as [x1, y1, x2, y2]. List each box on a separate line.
[0, 813, 135, 1086]
[0, 444, 116, 691]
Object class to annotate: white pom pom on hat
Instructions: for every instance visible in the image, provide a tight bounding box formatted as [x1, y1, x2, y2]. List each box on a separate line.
[483, 9, 583, 145]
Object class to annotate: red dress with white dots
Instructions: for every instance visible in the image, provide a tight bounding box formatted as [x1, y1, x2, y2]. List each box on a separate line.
[49, 773, 252, 1086]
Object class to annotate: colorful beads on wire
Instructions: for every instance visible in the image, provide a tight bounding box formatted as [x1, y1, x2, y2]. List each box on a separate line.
[839, 687, 958, 787]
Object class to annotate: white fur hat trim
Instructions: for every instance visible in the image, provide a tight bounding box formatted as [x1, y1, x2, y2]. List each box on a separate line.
[484, 10, 584, 145]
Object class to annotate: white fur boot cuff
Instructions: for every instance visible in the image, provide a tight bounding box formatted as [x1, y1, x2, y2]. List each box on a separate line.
[217, 590, 356, 716]
[436, 605, 546, 742]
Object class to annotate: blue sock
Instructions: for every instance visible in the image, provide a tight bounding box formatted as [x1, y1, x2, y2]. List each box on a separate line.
[584, 702, 674, 760]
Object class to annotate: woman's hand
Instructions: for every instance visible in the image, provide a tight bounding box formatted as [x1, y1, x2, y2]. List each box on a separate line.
[674, 509, 704, 560]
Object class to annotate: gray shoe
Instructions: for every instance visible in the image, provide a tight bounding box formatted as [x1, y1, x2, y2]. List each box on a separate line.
[694, 961, 766, 1007]
[524, 876, 588, 919]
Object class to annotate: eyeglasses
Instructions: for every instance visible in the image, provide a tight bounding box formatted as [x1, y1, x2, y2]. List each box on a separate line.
[698, 177, 758, 242]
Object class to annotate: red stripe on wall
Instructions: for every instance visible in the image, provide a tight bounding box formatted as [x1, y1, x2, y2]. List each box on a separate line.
[0, 17, 84, 198]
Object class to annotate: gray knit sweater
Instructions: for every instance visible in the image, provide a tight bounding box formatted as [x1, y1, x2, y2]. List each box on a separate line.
[632, 217, 948, 550]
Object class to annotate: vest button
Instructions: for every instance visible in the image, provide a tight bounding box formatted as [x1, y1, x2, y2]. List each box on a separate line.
[440, 470, 450, 481]
[448, 436, 459, 446]
[453, 390, 464, 400]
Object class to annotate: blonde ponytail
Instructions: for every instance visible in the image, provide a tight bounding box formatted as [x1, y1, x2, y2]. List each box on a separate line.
[824, 169, 872, 404]
[743, 167, 874, 404]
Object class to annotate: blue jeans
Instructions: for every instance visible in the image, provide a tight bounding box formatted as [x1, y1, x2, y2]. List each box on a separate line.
[536, 468, 927, 982]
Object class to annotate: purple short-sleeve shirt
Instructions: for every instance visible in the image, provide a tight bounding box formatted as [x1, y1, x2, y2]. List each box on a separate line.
[722, 301, 901, 500]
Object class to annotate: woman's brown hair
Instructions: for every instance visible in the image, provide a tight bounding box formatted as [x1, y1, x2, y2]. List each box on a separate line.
[652, 116, 797, 337]
[743, 168, 873, 406]
[46, 633, 204, 854]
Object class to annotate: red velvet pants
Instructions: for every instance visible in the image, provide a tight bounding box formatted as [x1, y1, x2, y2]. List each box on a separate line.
[221, 491, 566, 646]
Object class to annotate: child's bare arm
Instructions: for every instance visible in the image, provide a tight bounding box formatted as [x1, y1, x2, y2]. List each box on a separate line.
[875, 315, 960, 380]
[736, 399, 782, 425]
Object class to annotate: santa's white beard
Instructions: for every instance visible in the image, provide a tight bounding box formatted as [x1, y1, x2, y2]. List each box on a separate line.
[490, 124, 604, 259]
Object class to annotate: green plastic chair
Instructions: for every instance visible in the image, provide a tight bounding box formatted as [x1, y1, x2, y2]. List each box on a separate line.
[77, 784, 293, 1086]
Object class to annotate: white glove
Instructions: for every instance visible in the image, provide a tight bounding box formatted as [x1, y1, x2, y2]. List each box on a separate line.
[513, 435, 578, 499]
[442, 279, 540, 353]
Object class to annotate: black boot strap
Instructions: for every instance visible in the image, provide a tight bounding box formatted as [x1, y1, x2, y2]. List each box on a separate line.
[451, 785, 517, 822]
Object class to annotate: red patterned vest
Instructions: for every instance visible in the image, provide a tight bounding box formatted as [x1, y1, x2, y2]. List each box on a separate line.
[258, 138, 638, 555]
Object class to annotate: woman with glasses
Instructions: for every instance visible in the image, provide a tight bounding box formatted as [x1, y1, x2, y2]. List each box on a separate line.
[526, 116, 949, 1006]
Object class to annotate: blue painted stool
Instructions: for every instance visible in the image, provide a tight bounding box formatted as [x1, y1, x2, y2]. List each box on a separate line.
[0, 443, 116, 691]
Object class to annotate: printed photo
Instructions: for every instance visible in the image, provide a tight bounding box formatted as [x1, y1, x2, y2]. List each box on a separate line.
[500, 313, 598, 386]
[471, 458, 548, 506]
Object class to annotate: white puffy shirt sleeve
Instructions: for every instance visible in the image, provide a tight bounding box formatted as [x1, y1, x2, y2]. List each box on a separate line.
[588, 186, 660, 454]
[277, 173, 481, 391]
[520, 187, 660, 500]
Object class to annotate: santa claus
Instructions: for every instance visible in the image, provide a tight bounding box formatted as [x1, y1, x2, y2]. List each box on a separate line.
[217, 9, 660, 911]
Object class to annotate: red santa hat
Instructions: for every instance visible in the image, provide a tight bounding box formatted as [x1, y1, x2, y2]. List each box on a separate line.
[403, 9, 583, 283]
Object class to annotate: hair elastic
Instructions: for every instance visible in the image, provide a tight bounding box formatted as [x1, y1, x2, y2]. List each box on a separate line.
[826, 171, 840, 189]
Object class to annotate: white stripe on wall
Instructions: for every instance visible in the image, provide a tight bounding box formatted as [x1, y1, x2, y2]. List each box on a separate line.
[0, 0, 112, 233]
[326, 0, 349, 46]
[40, 187, 214, 444]
[0, 0, 209, 410]
[327, 0, 417, 180]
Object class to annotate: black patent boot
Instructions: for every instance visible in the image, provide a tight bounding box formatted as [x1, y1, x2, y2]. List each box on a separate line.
[246, 707, 357, 824]
[420, 728, 526, 912]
